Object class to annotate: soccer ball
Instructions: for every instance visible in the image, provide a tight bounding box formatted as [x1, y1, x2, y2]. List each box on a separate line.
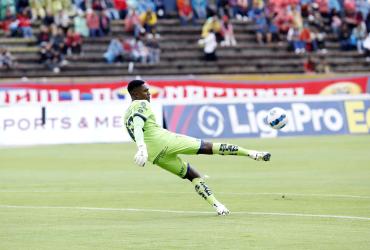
[266, 107, 288, 129]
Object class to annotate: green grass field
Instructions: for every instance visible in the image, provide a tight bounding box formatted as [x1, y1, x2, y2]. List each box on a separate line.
[0, 135, 370, 250]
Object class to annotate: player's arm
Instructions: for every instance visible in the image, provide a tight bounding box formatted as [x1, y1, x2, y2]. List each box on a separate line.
[133, 116, 148, 167]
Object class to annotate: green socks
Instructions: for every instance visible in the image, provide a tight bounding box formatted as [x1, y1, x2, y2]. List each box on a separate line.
[212, 142, 250, 156]
[192, 177, 219, 207]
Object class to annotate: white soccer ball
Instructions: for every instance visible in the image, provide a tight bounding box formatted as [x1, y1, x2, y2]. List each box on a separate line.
[267, 107, 288, 129]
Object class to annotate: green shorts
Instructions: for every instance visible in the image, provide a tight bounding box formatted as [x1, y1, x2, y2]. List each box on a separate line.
[152, 134, 202, 178]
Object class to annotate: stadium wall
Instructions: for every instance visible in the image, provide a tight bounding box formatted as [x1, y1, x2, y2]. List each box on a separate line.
[0, 75, 369, 105]
[0, 95, 369, 146]
[1, 75, 370, 146]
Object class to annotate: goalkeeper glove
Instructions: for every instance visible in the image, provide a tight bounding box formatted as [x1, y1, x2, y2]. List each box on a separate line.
[134, 143, 148, 167]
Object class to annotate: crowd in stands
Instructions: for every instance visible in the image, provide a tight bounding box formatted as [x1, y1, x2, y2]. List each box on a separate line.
[103, 35, 160, 64]
[1, 0, 370, 74]
[0, 0, 163, 72]
[189, 0, 370, 69]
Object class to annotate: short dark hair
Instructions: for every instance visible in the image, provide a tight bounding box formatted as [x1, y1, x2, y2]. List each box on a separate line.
[127, 79, 145, 94]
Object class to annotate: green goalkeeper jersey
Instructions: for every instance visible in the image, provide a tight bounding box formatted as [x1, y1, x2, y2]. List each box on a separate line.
[124, 100, 177, 162]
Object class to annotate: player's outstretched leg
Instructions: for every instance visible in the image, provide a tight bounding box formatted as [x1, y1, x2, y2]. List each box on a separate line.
[201, 142, 271, 161]
[184, 165, 230, 216]
[192, 177, 230, 216]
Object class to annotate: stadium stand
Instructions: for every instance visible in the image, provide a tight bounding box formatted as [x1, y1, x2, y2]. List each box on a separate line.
[0, 0, 370, 78]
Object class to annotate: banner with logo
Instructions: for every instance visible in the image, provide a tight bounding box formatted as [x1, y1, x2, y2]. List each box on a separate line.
[1, 76, 368, 105]
[163, 97, 370, 138]
[344, 99, 370, 134]
[0, 102, 162, 146]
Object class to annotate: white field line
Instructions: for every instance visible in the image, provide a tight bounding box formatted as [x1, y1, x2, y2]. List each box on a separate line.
[0, 190, 369, 199]
[0, 204, 369, 221]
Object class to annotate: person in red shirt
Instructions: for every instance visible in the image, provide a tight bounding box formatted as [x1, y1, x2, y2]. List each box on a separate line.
[18, 9, 33, 38]
[299, 24, 312, 51]
[125, 9, 143, 37]
[177, 0, 194, 25]
[114, 0, 128, 19]
[275, 8, 293, 34]
[86, 9, 102, 37]
[65, 28, 83, 57]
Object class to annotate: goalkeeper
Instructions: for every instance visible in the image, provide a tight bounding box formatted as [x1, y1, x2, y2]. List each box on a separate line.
[124, 80, 271, 216]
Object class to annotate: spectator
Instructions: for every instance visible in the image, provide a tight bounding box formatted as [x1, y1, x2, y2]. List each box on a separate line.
[140, 8, 158, 37]
[146, 36, 161, 64]
[330, 10, 342, 37]
[125, 9, 143, 37]
[192, 0, 207, 19]
[0, 47, 15, 70]
[50, 25, 67, 55]
[275, 7, 294, 34]
[343, 5, 357, 30]
[235, 0, 248, 21]
[266, 13, 280, 43]
[37, 24, 50, 44]
[201, 15, 222, 41]
[177, 0, 195, 26]
[86, 8, 102, 37]
[103, 37, 125, 63]
[254, 10, 270, 44]
[311, 27, 327, 53]
[99, 10, 111, 35]
[1, 9, 14, 37]
[308, 6, 325, 31]
[300, 23, 313, 52]
[287, 25, 305, 54]
[73, 9, 89, 37]
[352, 21, 367, 53]
[18, 9, 33, 38]
[8, 15, 20, 37]
[39, 42, 62, 73]
[43, 9, 55, 27]
[220, 15, 237, 46]
[130, 36, 150, 63]
[114, 0, 128, 19]
[199, 29, 217, 61]
[54, 10, 70, 34]
[338, 23, 355, 50]
[65, 27, 83, 57]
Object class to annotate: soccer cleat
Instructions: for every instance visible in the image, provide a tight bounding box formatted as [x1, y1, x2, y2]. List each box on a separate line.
[248, 151, 271, 161]
[213, 203, 230, 216]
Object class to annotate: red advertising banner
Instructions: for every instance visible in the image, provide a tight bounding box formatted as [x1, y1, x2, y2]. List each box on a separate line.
[0, 77, 368, 105]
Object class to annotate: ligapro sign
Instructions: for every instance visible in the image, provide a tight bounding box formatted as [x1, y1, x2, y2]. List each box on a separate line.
[1, 96, 369, 146]
[163, 96, 370, 138]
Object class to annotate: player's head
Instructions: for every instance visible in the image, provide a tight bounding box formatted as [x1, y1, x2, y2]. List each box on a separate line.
[127, 79, 151, 102]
